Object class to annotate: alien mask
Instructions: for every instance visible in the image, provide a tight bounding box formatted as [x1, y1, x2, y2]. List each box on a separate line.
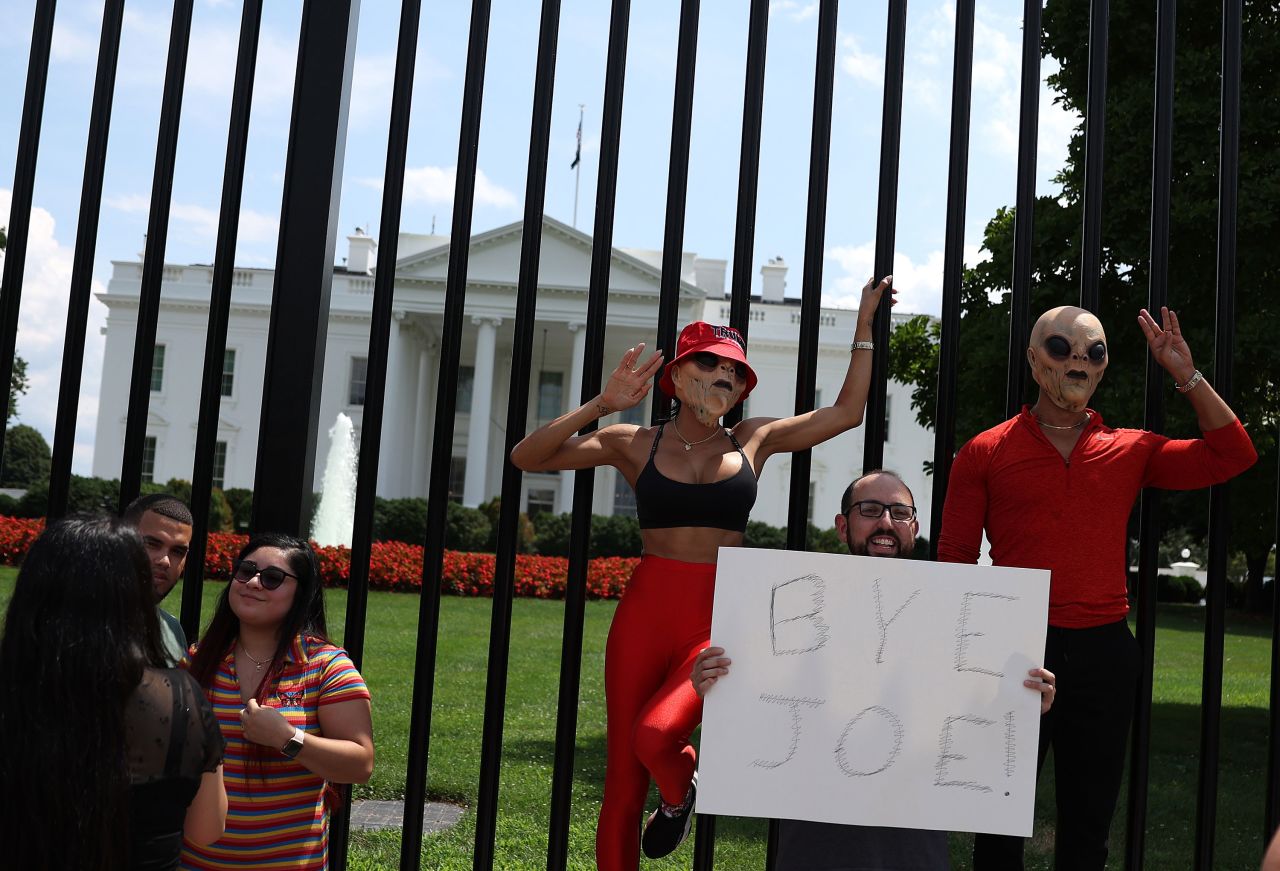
[1026, 306, 1109, 413]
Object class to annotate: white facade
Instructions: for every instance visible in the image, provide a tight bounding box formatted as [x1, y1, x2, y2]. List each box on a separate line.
[92, 217, 937, 537]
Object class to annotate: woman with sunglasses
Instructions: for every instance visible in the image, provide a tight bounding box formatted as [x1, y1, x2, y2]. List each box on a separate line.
[0, 514, 227, 870]
[183, 534, 374, 870]
[512, 276, 893, 870]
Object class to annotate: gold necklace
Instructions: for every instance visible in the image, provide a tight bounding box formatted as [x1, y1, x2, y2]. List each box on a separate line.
[673, 420, 723, 451]
[240, 643, 272, 671]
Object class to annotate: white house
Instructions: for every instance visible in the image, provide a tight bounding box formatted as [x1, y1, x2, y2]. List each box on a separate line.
[92, 217, 937, 536]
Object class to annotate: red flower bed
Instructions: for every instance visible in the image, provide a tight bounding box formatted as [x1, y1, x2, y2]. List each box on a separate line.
[0, 520, 637, 600]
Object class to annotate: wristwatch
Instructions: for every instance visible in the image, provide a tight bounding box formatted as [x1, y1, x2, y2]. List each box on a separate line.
[281, 727, 306, 759]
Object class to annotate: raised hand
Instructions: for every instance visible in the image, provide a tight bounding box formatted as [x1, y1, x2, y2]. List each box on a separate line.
[1138, 306, 1196, 383]
[857, 275, 896, 326]
[599, 343, 664, 413]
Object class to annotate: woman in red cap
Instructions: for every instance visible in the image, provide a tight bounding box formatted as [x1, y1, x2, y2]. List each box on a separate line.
[512, 276, 893, 869]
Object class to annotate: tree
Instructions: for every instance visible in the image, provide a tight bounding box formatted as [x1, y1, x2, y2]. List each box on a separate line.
[0, 228, 28, 425]
[0, 424, 51, 487]
[890, 0, 1279, 606]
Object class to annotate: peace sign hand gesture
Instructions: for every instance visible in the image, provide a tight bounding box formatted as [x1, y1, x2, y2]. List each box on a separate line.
[1138, 306, 1196, 383]
[599, 343, 664, 414]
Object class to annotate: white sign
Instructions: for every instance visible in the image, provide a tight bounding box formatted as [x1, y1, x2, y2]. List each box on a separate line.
[697, 547, 1050, 837]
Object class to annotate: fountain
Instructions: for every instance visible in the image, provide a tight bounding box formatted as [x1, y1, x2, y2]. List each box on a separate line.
[310, 413, 358, 547]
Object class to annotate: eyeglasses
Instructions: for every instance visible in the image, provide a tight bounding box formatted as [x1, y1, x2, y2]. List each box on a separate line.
[690, 351, 748, 381]
[232, 559, 299, 591]
[846, 500, 917, 522]
[1044, 335, 1106, 363]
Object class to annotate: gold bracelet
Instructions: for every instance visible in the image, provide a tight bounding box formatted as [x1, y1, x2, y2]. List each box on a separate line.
[850, 340, 874, 352]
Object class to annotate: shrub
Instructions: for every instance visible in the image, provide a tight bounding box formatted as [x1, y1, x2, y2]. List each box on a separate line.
[592, 514, 641, 557]
[478, 498, 536, 553]
[1, 424, 51, 487]
[0, 494, 18, 516]
[223, 488, 253, 531]
[744, 520, 787, 550]
[533, 512, 573, 556]
[373, 497, 428, 544]
[446, 502, 491, 552]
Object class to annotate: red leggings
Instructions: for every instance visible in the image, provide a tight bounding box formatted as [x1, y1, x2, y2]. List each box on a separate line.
[596, 555, 715, 871]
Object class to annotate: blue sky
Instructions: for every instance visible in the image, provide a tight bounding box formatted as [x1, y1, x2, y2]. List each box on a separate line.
[0, 0, 1077, 472]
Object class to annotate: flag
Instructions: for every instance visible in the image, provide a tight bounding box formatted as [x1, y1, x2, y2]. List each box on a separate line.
[570, 114, 582, 169]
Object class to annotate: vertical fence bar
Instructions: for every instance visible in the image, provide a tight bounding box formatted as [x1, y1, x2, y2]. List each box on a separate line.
[927, 0, 975, 560]
[783, 0, 837, 553]
[1077, 0, 1109, 314]
[727, 0, 768, 342]
[860, 0, 908, 470]
[1194, 1, 1241, 865]
[472, 1, 560, 867]
[181, 0, 264, 641]
[1004, 0, 1042, 419]
[650, 0, 699, 429]
[330, 1, 423, 867]
[1268, 419, 1280, 840]
[249, 0, 360, 534]
[47, 0, 125, 520]
[0, 0, 55, 452]
[398, 3, 493, 868]
[117, 0, 193, 509]
[1124, 0, 1175, 866]
[546, 3, 631, 867]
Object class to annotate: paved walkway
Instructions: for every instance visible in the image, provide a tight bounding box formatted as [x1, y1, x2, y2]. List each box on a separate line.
[350, 800, 465, 834]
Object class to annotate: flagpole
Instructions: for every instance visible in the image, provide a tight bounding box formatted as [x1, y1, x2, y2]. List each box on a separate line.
[573, 104, 584, 228]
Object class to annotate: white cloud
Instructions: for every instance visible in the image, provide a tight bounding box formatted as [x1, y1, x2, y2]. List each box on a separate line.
[824, 241, 990, 318]
[51, 22, 98, 62]
[838, 34, 882, 87]
[105, 194, 279, 243]
[362, 166, 519, 210]
[0, 190, 105, 474]
[770, 1, 819, 21]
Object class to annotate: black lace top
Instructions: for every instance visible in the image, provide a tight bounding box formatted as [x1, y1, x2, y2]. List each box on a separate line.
[126, 668, 224, 871]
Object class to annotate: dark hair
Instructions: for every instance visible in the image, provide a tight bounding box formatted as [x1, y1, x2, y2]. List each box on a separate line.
[840, 469, 915, 516]
[187, 532, 328, 698]
[123, 492, 194, 527]
[0, 514, 166, 870]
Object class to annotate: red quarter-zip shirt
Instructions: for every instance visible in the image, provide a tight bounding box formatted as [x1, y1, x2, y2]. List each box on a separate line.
[938, 406, 1257, 628]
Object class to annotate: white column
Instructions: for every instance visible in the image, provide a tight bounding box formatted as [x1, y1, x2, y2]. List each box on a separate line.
[557, 321, 588, 514]
[463, 316, 500, 507]
[377, 312, 406, 497]
[410, 344, 432, 497]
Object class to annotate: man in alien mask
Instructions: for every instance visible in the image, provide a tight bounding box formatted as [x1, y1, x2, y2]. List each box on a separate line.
[938, 305, 1256, 870]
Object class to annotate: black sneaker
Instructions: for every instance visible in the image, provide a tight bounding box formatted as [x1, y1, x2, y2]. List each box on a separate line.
[641, 772, 697, 859]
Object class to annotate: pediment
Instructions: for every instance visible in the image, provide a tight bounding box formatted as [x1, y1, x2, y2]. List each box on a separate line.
[392, 216, 702, 299]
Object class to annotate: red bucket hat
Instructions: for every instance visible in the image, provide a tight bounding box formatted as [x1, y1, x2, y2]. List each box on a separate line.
[659, 322, 758, 401]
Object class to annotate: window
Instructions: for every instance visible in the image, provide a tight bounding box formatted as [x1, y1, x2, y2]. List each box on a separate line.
[348, 357, 368, 406]
[150, 345, 165, 392]
[808, 481, 816, 524]
[212, 441, 227, 490]
[457, 366, 475, 413]
[613, 470, 637, 517]
[526, 487, 556, 518]
[221, 349, 236, 397]
[448, 457, 466, 503]
[884, 394, 891, 442]
[538, 371, 564, 420]
[141, 436, 157, 483]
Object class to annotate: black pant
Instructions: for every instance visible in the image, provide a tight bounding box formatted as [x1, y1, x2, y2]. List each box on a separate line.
[973, 619, 1141, 871]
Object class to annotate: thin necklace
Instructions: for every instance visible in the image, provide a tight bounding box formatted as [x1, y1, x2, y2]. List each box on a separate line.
[239, 642, 272, 671]
[1034, 410, 1089, 431]
[673, 419, 723, 452]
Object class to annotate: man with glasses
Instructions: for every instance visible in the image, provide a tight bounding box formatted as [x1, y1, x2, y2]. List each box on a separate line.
[124, 493, 194, 666]
[693, 470, 1057, 869]
[939, 305, 1257, 869]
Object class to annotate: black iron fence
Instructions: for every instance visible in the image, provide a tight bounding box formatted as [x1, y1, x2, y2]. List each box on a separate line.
[1, 1, 1273, 869]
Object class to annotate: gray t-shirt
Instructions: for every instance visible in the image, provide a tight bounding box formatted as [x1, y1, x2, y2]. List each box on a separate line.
[776, 819, 950, 871]
[156, 606, 188, 667]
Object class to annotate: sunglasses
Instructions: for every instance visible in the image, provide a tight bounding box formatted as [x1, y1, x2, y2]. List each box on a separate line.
[846, 500, 917, 522]
[232, 559, 299, 591]
[690, 351, 749, 381]
[1044, 335, 1106, 363]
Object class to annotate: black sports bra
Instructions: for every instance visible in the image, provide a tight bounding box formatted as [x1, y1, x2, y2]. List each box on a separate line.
[634, 423, 758, 532]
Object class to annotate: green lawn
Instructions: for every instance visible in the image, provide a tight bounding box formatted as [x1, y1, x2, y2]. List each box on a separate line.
[0, 568, 1271, 869]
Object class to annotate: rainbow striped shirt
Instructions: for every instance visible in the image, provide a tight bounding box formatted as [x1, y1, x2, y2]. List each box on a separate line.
[180, 635, 370, 870]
